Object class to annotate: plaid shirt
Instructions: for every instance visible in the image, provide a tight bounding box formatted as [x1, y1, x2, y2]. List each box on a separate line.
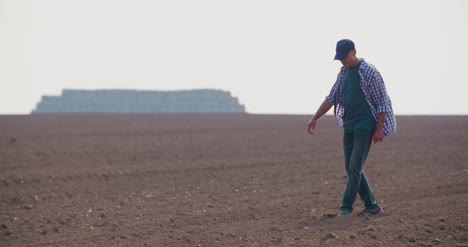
[325, 59, 397, 136]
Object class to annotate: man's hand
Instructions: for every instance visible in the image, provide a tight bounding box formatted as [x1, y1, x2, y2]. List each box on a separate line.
[307, 100, 333, 135]
[373, 112, 387, 144]
[307, 118, 317, 134]
[373, 129, 384, 143]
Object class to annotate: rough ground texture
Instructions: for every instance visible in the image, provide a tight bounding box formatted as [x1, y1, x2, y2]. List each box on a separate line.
[0, 114, 467, 247]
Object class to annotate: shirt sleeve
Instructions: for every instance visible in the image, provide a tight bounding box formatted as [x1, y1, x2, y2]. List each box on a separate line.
[369, 70, 391, 113]
[325, 84, 337, 105]
[325, 73, 341, 105]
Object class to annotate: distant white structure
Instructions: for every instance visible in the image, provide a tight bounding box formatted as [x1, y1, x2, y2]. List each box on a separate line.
[32, 89, 246, 114]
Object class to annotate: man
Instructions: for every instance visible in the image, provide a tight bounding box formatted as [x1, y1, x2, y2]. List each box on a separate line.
[306, 39, 396, 217]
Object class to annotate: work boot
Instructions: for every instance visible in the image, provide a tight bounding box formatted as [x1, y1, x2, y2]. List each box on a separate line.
[359, 207, 384, 216]
[337, 209, 352, 218]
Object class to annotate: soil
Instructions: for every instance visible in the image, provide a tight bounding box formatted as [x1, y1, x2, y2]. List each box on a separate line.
[1, 114, 467, 246]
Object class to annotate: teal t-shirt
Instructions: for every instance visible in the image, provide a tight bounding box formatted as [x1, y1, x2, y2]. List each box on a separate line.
[341, 62, 376, 131]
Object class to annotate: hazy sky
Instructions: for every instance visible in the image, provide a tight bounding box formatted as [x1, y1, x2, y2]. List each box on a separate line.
[1, 0, 467, 115]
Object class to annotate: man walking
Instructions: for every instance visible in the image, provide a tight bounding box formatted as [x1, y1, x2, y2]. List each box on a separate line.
[307, 39, 396, 217]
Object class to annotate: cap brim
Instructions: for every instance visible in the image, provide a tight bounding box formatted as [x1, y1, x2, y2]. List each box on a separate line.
[334, 52, 347, 61]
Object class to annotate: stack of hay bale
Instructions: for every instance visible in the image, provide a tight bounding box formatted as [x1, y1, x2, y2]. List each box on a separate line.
[32, 89, 246, 114]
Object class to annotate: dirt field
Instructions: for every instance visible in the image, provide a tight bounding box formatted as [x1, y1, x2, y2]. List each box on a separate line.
[1, 114, 467, 247]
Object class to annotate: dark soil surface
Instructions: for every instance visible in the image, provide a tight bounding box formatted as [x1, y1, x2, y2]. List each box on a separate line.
[1, 114, 467, 246]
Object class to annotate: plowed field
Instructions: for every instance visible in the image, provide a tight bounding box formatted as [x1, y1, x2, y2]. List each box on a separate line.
[1, 114, 467, 246]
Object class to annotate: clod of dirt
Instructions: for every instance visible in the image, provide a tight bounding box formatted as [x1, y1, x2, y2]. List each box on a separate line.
[248, 214, 259, 220]
[1, 179, 9, 186]
[322, 232, 338, 241]
[0, 224, 7, 229]
[425, 228, 433, 233]
[349, 234, 357, 239]
[438, 217, 446, 222]
[357, 225, 375, 235]
[23, 204, 33, 210]
[272, 237, 282, 243]
[321, 212, 338, 219]
[269, 225, 282, 232]
[99, 213, 106, 219]
[419, 242, 433, 247]
[432, 238, 441, 243]
[364, 225, 375, 231]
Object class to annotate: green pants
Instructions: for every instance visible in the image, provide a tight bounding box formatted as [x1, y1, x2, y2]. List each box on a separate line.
[340, 129, 379, 213]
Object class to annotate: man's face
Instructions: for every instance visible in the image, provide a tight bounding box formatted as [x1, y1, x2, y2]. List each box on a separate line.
[340, 50, 356, 68]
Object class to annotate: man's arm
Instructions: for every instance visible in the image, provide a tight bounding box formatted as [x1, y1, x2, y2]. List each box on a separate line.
[369, 70, 391, 115]
[373, 112, 386, 143]
[307, 100, 333, 134]
[368, 69, 390, 143]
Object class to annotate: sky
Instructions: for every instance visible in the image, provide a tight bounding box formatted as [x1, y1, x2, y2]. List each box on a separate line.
[1, 0, 467, 115]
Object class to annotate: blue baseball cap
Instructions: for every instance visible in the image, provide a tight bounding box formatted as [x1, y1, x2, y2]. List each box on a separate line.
[334, 39, 355, 60]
